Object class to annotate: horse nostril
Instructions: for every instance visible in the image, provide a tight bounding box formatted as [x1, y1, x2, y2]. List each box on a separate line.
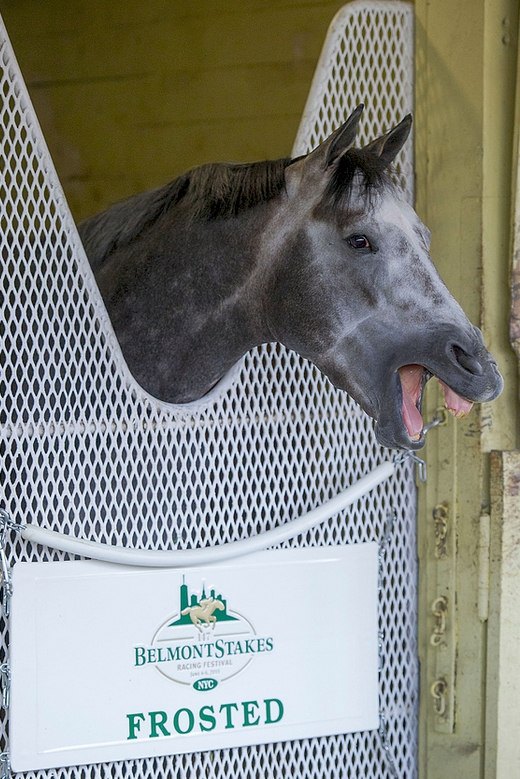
[453, 345, 483, 376]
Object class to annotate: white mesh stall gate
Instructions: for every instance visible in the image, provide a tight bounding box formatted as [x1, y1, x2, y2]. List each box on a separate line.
[0, 2, 417, 778]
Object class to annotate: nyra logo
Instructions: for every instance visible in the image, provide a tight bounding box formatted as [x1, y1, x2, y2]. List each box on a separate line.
[133, 577, 274, 690]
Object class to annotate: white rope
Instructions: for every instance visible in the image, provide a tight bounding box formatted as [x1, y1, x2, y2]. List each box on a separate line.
[19, 460, 395, 567]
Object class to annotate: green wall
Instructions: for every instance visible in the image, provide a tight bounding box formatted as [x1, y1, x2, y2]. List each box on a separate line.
[0, 0, 345, 221]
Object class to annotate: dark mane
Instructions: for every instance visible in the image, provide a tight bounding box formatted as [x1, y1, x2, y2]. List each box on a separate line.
[79, 158, 294, 267]
[185, 158, 295, 220]
[78, 149, 392, 267]
[322, 148, 392, 213]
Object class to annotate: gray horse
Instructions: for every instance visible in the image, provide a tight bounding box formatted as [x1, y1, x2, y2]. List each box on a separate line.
[79, 106, 503, 450]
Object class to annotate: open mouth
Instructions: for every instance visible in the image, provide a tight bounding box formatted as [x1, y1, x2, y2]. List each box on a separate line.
[398, 364, 474, 442]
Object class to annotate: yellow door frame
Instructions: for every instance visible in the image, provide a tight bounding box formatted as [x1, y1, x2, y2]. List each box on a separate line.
[414, 1, 519, 776]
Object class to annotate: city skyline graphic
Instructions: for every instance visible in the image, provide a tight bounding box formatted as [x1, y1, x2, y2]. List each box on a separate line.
[169, 577, 239, 626]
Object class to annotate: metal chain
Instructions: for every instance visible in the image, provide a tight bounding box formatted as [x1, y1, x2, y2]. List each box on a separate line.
[0, 752, 9, 779]
[377, 511, 400, 779]
[0, 664, 10, 710]
[0, 509, 22, 619]
[0, 509, 24, 536]
[392, 408, 447, 483]
[377, 410, 439, 779]
[0, 512, 15, 778]
[379, 715, 399, 779]
[393, 448, 427, 482]
[422, 409, 447, 435]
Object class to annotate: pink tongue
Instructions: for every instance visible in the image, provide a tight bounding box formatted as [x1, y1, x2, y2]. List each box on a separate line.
[398, 365, 475, 440]
[398, 365, 424, 439]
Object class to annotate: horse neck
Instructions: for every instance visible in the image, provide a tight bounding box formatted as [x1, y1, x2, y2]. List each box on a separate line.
[182, 206, 274, 331]
[146, 204, 276, 402]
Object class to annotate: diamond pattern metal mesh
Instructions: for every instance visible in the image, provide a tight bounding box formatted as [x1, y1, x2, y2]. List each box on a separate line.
[0, 2, 416, 778]
[293, 0, 414, 199]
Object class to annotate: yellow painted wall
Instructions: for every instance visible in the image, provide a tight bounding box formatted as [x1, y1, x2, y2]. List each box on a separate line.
[0, 0, 345, 221]
[415, 1, 519, 776]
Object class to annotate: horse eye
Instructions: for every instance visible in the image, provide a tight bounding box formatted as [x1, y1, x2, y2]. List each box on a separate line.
[347, 234, 372, 251]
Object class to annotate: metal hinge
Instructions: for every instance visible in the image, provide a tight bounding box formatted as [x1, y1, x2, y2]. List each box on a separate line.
[377, 512, 399, 779]
[0, 515, 13, 778]
[429, 500, 456, 733]
[0, 510, 14, 618]
[0, 663, 10, 710]
[0, 752, 9, 779]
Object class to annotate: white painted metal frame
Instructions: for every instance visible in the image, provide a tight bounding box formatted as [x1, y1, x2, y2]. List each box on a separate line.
[0, 2, 417, 777]
[18, 459, 395, 566]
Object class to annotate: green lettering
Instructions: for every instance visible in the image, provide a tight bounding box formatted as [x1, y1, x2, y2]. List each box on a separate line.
[242, 700, 260, 727]
[173, 707, 195, 735]
[134, 647, 146, 667]
[127, 712, 145, 740]
[219, 702, 239, 729]
[265, 698, 284, 725]
[150, 710, 171, 738]
[199, 705, 217, 732]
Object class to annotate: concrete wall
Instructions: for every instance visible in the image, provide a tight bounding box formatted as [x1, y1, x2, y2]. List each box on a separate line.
[0, 0, 345, 221]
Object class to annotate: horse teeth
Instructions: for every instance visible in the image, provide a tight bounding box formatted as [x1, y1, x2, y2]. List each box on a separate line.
[445, 405, 470, 419]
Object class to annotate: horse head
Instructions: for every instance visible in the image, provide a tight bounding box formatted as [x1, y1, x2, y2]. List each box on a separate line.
[82, 105, 503, 450]
[265, 106, 503, 449]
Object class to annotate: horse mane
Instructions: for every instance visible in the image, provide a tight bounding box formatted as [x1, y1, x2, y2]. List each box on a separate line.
[323, 147, 392, 213]
[78, 158, 294, 268]
[79, 149, 391, 267]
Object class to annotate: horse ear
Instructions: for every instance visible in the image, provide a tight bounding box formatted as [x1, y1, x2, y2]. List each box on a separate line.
[325, 104, 364, 166]
[364, 114, 413, 166]
[306, 105, 364, 169]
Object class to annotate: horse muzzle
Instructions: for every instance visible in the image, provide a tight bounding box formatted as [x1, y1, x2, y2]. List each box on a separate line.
[375, 327, 503, 450]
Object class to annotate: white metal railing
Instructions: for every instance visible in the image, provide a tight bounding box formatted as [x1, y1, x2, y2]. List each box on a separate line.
[4, 459, 398, 567]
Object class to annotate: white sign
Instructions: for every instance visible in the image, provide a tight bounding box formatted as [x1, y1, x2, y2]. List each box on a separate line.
[9, 545, 379, 771]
